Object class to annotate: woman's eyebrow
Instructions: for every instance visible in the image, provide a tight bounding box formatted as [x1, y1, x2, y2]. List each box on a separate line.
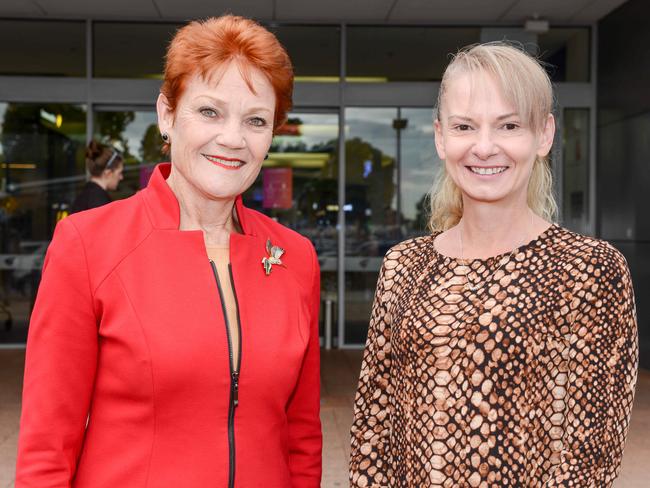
[193, 95, 273, 114]
[193, 95, 226, 105]
[496, 112, 519, 120]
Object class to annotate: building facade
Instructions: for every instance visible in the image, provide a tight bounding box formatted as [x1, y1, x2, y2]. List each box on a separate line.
[0, 0, 645, 367]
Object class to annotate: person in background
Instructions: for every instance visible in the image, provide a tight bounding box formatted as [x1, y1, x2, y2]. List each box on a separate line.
[350, 42, 638, 487]
[69, 140, 124, 214]
[16, 15, 321, 487]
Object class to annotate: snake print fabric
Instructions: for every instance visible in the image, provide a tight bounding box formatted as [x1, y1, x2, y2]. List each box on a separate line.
[350, 224, 638, 487]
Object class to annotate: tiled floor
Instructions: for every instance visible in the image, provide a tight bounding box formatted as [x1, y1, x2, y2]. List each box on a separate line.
[1, 349, 648, 487]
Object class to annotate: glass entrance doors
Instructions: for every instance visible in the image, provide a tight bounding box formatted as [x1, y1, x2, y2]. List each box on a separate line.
[0, 102, 87, 343]
[0, 100, 592, 347]
[339, 101, 593, 347]
[243, 111, 340, 344]
[342, 107, 439, 345]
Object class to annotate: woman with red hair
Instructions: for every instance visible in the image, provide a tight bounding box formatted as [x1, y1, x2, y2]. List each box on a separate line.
[16, 15, 322, 487]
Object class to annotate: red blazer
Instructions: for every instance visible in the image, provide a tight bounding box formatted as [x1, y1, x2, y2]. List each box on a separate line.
[16, 164, 322, 487]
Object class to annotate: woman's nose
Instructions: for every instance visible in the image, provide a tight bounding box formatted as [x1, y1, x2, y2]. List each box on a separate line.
[471, 127, 498, 160]
[215, 119, 246, 149]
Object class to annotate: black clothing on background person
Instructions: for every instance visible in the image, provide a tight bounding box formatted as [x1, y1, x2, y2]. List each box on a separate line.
[68, 140, 123, 215]
[69, 181, 111, 214]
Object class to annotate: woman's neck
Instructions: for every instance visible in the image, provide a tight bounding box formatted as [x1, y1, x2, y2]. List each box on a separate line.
[457, 198, 549, 259]
[434, 193, 552, 260]
[166, 169, 237, 247]
[90, 176, 107, 190]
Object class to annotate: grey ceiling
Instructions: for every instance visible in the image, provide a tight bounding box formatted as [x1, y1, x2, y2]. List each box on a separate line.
[0, 0, 629, 24]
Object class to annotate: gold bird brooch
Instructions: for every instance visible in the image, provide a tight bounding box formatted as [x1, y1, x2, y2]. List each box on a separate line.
[262, 238, 284, 276]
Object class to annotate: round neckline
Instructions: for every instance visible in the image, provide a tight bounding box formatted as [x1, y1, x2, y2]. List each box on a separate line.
[432, 222, 559, 264]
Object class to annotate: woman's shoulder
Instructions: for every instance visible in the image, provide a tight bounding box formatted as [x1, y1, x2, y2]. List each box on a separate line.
[53, 191, 152, 269]
[65, 192, 149, 244]
[546, 225, 632, 287]
[549, 225, 627, 266]
[382, 234, 436, 269]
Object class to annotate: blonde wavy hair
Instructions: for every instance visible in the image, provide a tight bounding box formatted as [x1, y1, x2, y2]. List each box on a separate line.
[428, 42, 558, 232]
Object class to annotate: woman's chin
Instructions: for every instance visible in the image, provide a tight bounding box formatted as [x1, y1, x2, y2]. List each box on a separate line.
[459, 186, 511, 205]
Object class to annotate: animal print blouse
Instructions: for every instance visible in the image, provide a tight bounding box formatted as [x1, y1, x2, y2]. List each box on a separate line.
[350, 224, 638, 488]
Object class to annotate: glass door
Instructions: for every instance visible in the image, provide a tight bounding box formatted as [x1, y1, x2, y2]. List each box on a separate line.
[242, 110, 340, 345]
[340, 100, 594, 347]
[93, 106, 163, 196]
[560, 108, 591, 235]
[341, 107, 439, 347]
[0, 102, 87, 344]
[554, 83, 595, 236]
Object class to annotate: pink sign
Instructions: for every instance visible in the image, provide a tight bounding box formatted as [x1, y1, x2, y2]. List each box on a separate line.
[263, 168, 292, 209]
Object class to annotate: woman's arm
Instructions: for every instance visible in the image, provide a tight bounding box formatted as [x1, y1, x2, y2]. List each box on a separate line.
[286, 242, 322, 487]
[546, 246, 638, 487]
[350, 252, 396, 488]
[15, 218, 99, 487]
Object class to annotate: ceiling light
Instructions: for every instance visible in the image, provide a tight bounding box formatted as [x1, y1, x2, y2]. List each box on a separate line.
[524, 18, 549, 34]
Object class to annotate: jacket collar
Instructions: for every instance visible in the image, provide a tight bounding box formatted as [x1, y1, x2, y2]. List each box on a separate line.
[142, 163, 253, 236]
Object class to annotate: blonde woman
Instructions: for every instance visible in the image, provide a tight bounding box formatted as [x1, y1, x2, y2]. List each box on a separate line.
[350, 43, 638, 487]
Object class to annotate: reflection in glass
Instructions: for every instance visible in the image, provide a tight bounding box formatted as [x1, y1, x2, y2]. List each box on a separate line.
[94, 23, 180, 78]
[400, 108, 439, 238]
[344, 108, 398, 344]
[94, 109, 163, 199]
[347, 27, 480, 82]
[347, 26, 590, 83]
[342, 108, 439, 345]
[269, 26, 340, 81]
[562, 108, 590, 234]
[0, 103, 87, 343]
[243, 112, 339, 342]
[0, 20, 85, 77]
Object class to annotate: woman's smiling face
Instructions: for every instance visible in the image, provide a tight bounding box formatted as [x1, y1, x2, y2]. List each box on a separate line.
[434, 70, 554, 207]
[157, 61, 276, 201]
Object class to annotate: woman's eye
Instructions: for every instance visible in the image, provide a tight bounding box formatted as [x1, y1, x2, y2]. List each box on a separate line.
[503, 122, 519, 130]
[200, 108, 218, 118]
[249, 117, 268, 127]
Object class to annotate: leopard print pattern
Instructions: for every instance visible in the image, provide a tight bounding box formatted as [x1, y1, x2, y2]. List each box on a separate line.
[350, 224, 638, 488]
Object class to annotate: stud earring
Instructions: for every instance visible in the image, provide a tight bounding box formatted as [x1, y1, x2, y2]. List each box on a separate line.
[161, 132, 170, 143]
[264, 154, 269, 160]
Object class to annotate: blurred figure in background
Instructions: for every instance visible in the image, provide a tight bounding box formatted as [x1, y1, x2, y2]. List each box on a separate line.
[69, 140, 123, 214]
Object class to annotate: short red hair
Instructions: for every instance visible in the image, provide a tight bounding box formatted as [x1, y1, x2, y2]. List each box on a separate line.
[161, 15, 293, 131]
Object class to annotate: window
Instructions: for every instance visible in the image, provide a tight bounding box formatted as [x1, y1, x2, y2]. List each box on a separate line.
[94, 22, 180, 78]
[0, 20, 85, 77]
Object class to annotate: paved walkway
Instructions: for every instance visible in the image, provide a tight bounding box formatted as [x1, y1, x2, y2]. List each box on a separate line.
[1, 349, 648, 487]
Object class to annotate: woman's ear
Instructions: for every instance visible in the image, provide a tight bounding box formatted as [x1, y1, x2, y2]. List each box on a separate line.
[434, 118, 446, 160]
[537, 113, 555, 158]
[156, 93, 174, 137]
